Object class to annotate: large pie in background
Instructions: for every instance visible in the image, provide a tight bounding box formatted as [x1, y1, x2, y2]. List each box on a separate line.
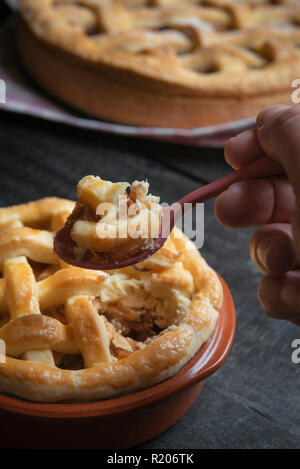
[17, 0, 300, 128]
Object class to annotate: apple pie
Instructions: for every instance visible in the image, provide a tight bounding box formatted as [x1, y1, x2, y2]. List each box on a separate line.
[0, 197, 222, 402]
[18, 0, 300, 128]
[64, 175, 162, 264]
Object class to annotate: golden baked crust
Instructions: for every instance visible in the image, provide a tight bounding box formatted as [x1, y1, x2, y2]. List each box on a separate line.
[0, 197, 222, 402]
[18, 0, 300, 128]
[67, 175, 162, 262]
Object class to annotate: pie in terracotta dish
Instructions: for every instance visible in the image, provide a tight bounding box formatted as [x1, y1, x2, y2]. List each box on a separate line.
[0, 196, 222, 402]
[17, 0, 300, 128]
[65, 175, 162, 264]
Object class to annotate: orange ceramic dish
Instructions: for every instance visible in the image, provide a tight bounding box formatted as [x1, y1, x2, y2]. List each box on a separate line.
[0, 275, 235, 449]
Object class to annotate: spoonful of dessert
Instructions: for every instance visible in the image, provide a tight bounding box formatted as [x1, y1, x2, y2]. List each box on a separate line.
[54, 156, 284, 270]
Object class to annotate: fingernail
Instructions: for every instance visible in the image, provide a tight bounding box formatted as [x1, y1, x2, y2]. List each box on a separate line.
[256, 110, 267, 127]
[256, 105, 290, 127]
[255, 237, 279, 272]
[280, 285, 300, 311]
[256, 116, 265, 128]
[223, 182, 241, 196]
[216, 183, 241, 207]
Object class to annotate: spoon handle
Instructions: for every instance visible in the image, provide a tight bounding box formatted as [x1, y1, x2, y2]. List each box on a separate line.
[176, 156, 284, 207]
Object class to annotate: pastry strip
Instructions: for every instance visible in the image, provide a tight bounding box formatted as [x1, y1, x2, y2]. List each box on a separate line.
[66, 295, 113, 367]
[3, 256, 55, 366]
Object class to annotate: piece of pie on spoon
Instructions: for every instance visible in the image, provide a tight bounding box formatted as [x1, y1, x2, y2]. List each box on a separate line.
[55, 175, 162, 269]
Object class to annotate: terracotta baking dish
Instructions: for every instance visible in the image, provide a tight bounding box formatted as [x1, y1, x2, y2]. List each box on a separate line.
[0, 275, 235, 449]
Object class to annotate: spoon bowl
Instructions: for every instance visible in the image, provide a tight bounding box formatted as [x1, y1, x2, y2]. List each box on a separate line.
[54, 219, 167, 270]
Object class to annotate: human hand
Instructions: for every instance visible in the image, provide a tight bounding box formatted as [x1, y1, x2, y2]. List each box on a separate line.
[215, 105, 300, 326]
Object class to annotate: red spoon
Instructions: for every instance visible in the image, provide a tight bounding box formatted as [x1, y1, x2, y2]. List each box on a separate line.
[54, 156, 284, 270]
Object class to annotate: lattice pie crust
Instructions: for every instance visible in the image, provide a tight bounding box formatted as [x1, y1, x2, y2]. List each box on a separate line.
[0, 197, 222, 402]
[18, 0, 300, 128]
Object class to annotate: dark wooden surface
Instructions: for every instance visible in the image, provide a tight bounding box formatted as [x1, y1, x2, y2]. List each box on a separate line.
[1, 4, 300, 449]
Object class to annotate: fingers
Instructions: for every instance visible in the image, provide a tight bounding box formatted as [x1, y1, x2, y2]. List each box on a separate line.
[214, 176, 296, 228]
[256, 104, 290, 127]
[250, 224, 298, 276]
[222, 105, 300, 326]
[225, 105, 300, 175]
[224, 128, 263, 169]
[259, 270, 300, 323]
[256, 105, 300, 202]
